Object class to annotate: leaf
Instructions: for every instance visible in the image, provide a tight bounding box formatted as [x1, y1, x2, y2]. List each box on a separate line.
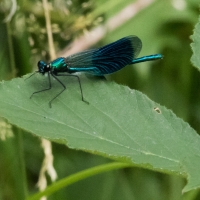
[0, 74, 200, 192]
[191, 15, 200, 69]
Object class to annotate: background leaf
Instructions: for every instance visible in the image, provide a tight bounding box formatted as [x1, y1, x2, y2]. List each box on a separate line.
[191, 15, 200, 69]
[0, 74, 200, 192]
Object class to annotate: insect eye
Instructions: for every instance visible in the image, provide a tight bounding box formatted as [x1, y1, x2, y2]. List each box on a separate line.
[38, 60, 46, 68]
[37, 60, 47, 73]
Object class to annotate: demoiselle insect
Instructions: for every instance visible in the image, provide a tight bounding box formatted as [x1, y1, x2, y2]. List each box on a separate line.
[27, 36, 163, 107]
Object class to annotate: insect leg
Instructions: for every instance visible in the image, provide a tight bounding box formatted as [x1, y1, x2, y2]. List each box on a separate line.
[55, 73, 89, 104]
[48, 73, 66, 107]
[30, 72, 52, 99]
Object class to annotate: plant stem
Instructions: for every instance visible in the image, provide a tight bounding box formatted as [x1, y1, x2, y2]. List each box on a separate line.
[17, 129, 28, 199]
[6, 21, 16, 78]
[26, 162, 132, 200]
[42, 0, 56, 60]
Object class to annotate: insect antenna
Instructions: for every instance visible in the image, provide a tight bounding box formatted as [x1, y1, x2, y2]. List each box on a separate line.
[24, 71, 39, 81]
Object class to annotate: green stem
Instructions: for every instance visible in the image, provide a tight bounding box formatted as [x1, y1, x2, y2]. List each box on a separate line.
[17, 129, 28, 199]
[183, 189, 200, 200]
[26, 162, 132, 200]
[42, 0, 56, 60]
[6, 21, 16, 78]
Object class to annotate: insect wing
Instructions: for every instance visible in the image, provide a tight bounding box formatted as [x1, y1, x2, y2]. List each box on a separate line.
[65, 36, 142, 75]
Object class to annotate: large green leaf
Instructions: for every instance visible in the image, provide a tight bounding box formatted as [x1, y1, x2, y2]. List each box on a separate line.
[0, 73, 200, 192]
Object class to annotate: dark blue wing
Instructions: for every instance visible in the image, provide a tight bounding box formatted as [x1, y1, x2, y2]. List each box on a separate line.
[65, 36, 142, 75]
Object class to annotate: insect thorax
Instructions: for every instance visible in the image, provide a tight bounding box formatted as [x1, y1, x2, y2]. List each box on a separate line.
[50, 57, 68, 73]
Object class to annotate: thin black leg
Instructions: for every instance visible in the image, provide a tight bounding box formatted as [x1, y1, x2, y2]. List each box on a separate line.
[30, 72, 52, 99]
[52, 73, 89, 106]
[49, 73, 66, 107]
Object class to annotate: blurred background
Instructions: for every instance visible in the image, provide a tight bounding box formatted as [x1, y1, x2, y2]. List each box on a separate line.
[0, 0, 200, 199]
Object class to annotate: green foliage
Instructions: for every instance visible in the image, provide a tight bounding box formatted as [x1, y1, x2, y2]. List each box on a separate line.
[191, 15, 200, 69]
[1, 73, 200, 194]
[24, 0, 102, 58]
[1, 0, 200, 199]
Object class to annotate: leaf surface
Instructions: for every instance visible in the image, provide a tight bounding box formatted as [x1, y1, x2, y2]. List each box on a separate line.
[0, 74, 199, 192]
